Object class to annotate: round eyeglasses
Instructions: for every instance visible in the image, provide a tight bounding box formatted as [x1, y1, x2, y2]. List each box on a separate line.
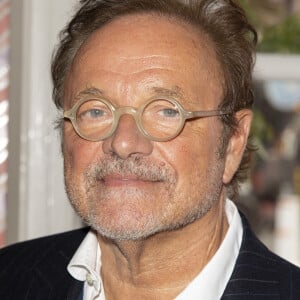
[63, 97, 229, 142]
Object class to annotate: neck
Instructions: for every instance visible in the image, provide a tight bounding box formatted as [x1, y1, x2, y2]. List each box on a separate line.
[98, 197, 228, 299]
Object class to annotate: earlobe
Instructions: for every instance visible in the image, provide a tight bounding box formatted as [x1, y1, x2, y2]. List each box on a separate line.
[222, 109, 253, 184]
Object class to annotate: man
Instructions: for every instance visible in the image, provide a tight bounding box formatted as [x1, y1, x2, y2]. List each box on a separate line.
[1, 0, 300, 299]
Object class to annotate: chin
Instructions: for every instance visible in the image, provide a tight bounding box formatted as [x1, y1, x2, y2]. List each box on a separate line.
[87, 218, 161, 241]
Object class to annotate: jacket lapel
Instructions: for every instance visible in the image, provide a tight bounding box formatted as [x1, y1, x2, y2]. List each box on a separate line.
[221, 213, 281, 299]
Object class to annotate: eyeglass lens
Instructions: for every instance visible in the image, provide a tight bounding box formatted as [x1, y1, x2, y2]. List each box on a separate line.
[76, 99, 114, 140]
[75, 99, 182, 140]
[141, 99, 181, 140]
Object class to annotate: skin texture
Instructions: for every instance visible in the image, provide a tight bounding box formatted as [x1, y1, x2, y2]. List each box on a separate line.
[63, 13, 252, 299]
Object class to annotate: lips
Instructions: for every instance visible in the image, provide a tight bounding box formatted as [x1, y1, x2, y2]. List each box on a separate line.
[89, 157, 176, 188]
[100, 173, 159, 187]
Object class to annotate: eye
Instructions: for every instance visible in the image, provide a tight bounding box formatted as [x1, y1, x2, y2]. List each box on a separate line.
[159, 108, 179, 118]
[77, 108, 107, 121]
[85, 108, 105, 119]
[76, 100, 112, 122]
[143, 99, 181, 121]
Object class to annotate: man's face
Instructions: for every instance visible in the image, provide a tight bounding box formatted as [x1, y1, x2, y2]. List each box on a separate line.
[63, 14, 228, 240]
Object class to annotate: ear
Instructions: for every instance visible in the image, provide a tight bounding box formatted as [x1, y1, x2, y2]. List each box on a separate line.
[222, 109, 253, 185]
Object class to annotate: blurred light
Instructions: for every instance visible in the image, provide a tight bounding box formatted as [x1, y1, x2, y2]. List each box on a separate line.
[0, 115, 8, 128]
[0, 100, 8, 115]
[264, 80, 300, 111]
[0, 149, 8, 165]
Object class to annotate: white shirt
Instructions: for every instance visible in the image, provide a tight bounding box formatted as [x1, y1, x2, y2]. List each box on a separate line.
[68, 200, 243, 300]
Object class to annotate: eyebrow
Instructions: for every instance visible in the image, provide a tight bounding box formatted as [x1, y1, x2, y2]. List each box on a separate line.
[75, 85, 186, 102]
[150, 86, 185, 99]
[75, 87, 105, 100]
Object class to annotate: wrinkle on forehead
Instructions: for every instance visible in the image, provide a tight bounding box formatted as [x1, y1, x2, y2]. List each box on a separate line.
[118, 55, 170, 60]
[71, 13, 217, 68]
[66, 13, 224, 106]
[73, 48, 212, 82]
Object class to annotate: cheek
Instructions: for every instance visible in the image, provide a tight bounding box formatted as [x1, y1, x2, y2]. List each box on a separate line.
[156, 138, 200, 188]
[165, 121, 222, 180]
[63, 125, 101, 172]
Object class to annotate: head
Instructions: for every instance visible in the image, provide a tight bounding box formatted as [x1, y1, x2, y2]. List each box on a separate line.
[52, 0, 256, 240]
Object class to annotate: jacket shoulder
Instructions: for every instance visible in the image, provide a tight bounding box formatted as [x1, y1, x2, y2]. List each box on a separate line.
[223, 213, 300, 299]
[0, 227, 89, 299]
[0, 227, 89, 265]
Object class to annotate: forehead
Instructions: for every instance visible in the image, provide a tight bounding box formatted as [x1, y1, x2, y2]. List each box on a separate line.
[65, 13, 223, 105]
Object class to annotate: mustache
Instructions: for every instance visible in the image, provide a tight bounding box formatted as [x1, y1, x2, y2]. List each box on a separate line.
[85, 156, 176, 183]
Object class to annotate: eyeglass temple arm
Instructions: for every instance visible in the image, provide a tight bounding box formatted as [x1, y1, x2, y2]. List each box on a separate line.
[185, 110, 230, 120]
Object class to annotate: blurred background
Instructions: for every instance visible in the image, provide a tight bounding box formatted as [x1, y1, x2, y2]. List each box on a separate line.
[238, 0, 300, 266]
[0, 0, 299, 266]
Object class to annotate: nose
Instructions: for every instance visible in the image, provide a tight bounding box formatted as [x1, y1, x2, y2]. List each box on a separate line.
[102, 114, 153, 159]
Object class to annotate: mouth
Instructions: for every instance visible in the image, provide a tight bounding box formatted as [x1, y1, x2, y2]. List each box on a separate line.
[100, 173, 161, 187]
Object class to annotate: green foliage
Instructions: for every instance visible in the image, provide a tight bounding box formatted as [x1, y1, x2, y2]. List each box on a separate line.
[251, 109, 274, 145]
[257, 14, 300, 53]
[239, 0, 300, 54]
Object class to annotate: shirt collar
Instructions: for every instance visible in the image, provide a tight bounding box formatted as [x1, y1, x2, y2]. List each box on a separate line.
[68, 199, 242, 299]
[68, 231, 102, 298]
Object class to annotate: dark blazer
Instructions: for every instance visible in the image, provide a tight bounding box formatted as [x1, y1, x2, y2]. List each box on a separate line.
[0, 215, 299, 300]
[221, 214, 300, 300]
